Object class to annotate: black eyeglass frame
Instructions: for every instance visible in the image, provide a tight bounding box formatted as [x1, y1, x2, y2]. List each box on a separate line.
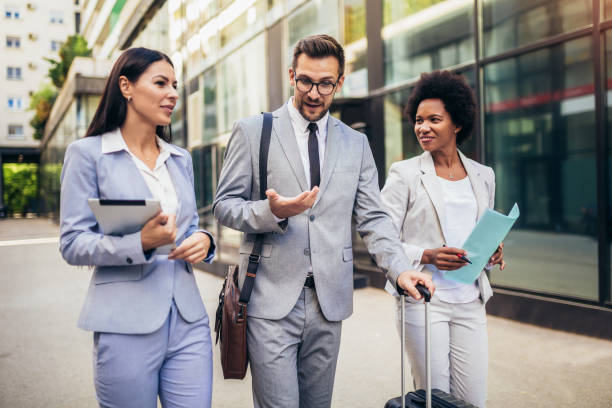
[294, 72, 340, 96]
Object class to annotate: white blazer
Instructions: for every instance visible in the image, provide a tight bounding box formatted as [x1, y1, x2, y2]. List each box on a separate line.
[381, 150, 495, 303]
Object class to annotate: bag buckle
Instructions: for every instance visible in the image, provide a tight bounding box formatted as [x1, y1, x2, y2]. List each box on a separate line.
[248, 254, 260, 264]
[236, 302, 247, 323]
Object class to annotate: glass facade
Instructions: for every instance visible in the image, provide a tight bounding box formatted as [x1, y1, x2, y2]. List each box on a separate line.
[482, 0, 592, 57]
[383, 0, 474, 86]
[219, 33, 267, 133]
[37, 0, 612, 311]
[484, 37, 598, 299]
[377, 1, 608, 305]
[342, 0, 368, 96]
[606, 29, 612, 301]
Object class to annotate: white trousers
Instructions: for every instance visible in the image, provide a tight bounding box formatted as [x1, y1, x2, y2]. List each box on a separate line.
[396, 296, 488, 407]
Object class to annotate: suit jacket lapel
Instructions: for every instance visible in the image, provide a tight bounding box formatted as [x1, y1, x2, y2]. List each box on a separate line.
[313, 118, 340, 208]
[419, 151, 448, 242]
[113, 151, 154, 199]
[459, 150, 489, 219]
[272, 105, 309, 192]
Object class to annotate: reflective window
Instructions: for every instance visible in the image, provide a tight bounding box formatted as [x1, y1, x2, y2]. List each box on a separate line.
[605, 30, 612, 300]
[482, 0, 592, 58]
[171, 87, 186, 147]
[219, 33, 267, 133]
[484, 37, 598, 299]
[6, 66, 22, 80]
[341, 0, 368, 96]
[131, 1, 170, 54]
[8, 124, 24, 139]
[604, 0, 612, 20]
[219, 0, 266, 49]
[5, 6, 20, 19]
[50, 10, 64, 24]
[382, 0, 474, 87]
[192, 146, 215, 209]
[6, 36, 20, 48]
[202, 68, 217, 142]
[383, 69, 476, 175]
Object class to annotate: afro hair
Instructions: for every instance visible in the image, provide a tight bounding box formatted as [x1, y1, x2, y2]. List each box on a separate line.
[405, 70, 476, 145]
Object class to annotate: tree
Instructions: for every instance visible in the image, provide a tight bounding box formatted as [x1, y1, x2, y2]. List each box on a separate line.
[29, 83, 57, 140]
[45, 34, 92, 88]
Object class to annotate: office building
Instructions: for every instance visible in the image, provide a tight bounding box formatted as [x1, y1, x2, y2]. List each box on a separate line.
[40, 0, 612, 337]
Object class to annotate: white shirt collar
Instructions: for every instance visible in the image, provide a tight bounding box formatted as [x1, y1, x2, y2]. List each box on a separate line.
[287, 97, 329, 134]
[100, 127, 183, 157]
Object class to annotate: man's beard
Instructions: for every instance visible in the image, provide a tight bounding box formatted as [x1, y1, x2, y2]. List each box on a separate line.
[297, 97, 329, 122]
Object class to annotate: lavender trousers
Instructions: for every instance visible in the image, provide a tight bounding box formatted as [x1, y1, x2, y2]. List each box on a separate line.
[92, 300, 213, 408]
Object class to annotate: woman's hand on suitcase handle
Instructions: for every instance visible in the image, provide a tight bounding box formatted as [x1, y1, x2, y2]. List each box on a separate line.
[397, 271, 435, 300]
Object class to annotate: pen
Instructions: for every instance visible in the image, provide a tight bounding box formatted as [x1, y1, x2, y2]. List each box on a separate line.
[443, 244, 473, 264]
[457, 254, 472, 264]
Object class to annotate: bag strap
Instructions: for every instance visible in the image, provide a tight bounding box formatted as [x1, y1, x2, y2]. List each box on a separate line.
[239, 112, 273, 305]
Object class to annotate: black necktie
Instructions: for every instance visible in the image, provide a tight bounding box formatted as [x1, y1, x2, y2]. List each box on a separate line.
[307, 122, 320, 189]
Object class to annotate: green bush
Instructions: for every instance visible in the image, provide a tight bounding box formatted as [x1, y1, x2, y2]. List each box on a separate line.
[3, 163, 38, 216]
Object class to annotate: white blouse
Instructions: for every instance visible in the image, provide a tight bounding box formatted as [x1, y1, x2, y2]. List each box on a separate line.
[426, 176, 480, 304]
[126, 138, 180, 217]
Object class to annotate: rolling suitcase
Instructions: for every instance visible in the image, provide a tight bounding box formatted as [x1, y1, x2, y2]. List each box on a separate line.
[384, 284, 477, 408]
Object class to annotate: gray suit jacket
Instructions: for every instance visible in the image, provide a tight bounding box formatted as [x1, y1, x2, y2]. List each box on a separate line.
[380, 150, 494, 303]
[213, 104, 411, 321]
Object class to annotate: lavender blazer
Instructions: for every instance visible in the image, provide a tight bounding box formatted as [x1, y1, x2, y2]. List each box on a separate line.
[59, 129, 215, 334]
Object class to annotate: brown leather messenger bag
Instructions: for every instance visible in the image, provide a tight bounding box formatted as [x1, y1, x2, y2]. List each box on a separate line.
[214, 112, 272, 380]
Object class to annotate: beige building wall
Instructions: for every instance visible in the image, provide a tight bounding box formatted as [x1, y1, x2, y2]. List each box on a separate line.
[0, 0, 77, 148]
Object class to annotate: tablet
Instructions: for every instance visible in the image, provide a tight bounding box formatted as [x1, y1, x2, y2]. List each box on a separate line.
[87, 198, 162, 236]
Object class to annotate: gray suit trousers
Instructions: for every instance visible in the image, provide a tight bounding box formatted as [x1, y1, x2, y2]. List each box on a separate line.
[247, 288, 342, 408]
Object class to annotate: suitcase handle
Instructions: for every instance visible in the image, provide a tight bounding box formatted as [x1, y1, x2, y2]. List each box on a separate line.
[416, 283, 431, 302]
[397, 283, 431, 302]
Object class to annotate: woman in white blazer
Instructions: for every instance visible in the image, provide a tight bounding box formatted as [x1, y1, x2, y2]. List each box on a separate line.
[381, 70, 505, 407]
[60, 48, 215, 407]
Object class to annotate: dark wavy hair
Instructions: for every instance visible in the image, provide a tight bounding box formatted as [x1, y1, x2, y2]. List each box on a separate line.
[85, 47, 174, 142]
[292, 34, 345, 78]
[405, 70, 476, 145]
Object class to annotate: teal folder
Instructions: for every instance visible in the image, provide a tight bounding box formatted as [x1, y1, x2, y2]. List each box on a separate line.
[444, 203, 520, 284]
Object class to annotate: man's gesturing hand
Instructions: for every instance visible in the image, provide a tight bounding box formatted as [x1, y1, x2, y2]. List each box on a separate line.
[267, 187, 319, 219]
[397, 270, 435, 300]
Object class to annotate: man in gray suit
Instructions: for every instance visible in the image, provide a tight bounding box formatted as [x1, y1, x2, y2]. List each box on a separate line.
[213, 34, 434, 408]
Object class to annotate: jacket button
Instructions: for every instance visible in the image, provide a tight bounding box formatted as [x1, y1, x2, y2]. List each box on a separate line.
[309, 215, 315, 221]
[304, 248, 310, 256]
[126, 257, 133, 264]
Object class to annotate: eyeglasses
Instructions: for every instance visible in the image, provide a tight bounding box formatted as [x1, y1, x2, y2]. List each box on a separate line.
[295, 74, 338, 96]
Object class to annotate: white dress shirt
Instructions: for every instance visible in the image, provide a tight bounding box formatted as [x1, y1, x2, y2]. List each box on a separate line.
[287, 97, 328, 188]
[286, 98, 329, 275]
[101, 129, 180, 217]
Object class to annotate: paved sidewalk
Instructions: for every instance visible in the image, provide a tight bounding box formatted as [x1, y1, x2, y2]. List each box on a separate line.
[1, 219, 611, 407]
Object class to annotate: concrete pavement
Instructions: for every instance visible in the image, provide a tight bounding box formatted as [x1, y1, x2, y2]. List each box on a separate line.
[1, 218, 611, 407]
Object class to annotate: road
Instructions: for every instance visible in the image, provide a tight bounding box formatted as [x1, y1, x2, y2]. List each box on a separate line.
[1, 218, 611, 407]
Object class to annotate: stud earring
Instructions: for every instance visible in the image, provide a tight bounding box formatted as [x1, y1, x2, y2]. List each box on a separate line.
[127, 96, 132, 102]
